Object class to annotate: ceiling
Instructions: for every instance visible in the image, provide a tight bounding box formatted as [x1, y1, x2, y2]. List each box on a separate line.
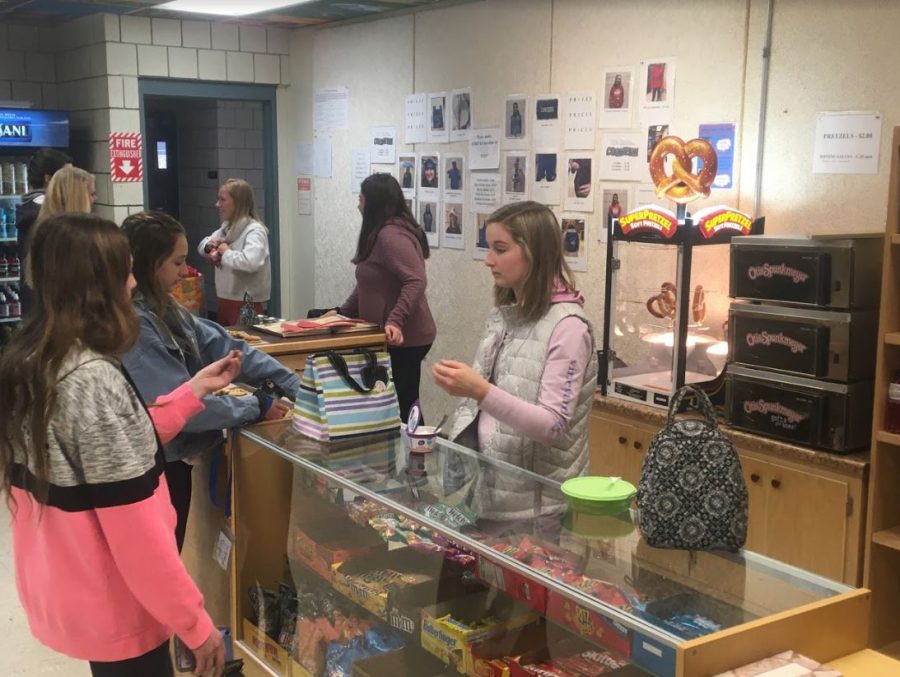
[0, 0, 446, 28]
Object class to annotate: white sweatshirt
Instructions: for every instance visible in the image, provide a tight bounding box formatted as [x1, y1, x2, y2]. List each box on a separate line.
[198, 220, 271, 302]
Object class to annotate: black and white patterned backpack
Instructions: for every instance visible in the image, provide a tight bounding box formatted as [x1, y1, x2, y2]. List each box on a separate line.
[637, 386, 748, 552]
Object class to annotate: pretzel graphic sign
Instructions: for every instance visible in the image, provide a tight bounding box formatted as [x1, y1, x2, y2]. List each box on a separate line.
[649, 136, 717, 204]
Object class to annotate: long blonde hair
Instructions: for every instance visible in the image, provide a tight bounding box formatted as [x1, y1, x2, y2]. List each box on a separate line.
[221, 178, 266, 242]
[36, 166, 94, 225]
[486, 201, 576, 323]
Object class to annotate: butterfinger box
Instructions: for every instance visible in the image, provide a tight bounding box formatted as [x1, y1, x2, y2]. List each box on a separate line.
[420, 591, 541, 674]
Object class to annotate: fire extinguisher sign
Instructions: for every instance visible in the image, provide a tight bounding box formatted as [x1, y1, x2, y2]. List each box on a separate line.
[109, 132, 143, 182]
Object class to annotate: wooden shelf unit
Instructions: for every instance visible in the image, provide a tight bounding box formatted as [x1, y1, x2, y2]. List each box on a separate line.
[864, 126, 900, 649]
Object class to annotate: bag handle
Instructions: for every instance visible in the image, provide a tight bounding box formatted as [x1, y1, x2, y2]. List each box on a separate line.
[326, 348, 379, 394]
[667, 385, 717, 428]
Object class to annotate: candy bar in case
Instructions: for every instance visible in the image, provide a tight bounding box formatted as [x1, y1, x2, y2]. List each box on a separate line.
[729, 234, 882, 309]
[728, 302, 878, 382]
[725, 364, 873, 452]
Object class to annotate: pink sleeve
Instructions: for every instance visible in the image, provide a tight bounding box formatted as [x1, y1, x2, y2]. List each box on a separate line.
[147, 382, 204, 445]
[95, 493, 215, 649]
[479, 316, 592, 445]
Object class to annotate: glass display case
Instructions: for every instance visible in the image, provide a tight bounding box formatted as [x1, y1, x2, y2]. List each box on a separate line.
[230, 422, 866, 677]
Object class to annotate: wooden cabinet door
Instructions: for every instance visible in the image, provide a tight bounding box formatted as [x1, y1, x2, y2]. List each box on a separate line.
[589, 414, 633, 479]
[627, 426, 654, 487]
[764, 461, 849, 581]
[739, 455, 769, 555]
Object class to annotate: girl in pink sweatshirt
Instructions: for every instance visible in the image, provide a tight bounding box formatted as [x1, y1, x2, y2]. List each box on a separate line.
[0, 214, 238, 677]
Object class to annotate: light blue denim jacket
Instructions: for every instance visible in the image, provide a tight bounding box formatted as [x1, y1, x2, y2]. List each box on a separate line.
[122, 299, 300, 463]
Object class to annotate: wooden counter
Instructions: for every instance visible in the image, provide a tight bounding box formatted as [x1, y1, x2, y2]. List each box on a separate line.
[180, 329, 386, 631]
[591, 395, 869, 585]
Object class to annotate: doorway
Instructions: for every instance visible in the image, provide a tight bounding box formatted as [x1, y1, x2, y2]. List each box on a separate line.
[139, 79, 280, 318]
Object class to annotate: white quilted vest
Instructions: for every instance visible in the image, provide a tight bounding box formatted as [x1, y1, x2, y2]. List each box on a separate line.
[447, 302, 598, 520]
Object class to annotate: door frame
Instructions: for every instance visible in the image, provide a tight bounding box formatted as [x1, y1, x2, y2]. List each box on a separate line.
[138, 78, 281, 315]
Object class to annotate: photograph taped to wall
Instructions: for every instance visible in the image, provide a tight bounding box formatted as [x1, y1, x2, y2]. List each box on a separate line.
[405, 198, 416, 219]
[560, 216, 588, 272]
[503, 152, 529, 204]
[565, 154, 595, 212]
[420, 153, 440, 200]
[444, 154, 465, 201]
[428, 91, 450, 143]
[646, 124, 670, 161]
[600, 184, 632, 241]
[405, 93, 427, 144]
[534, 94, 561, 147]
[419, 200, 439, 248]
[599, 132, 644, 182]
[640, 57, 676, 124]
[600, 67, 634, 129]
[474, 212, 491, 260]
[564, 91, 597, 150]
[504, 94, 528, 149]
[398, 153, 417, 199]
[533, 151, 561, 205]
[450, 88, 473, 142]
[442, 202, 465, 249]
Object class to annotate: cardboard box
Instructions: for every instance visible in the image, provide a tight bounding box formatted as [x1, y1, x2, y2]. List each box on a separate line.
[288, 518, 385, 581]
[465, 623, 555, 677]
[242, 618, 291, 677]
[291, 658, 315, 677]
[420, 591, 541, 674]
[351, 647, 448, 677]
[544, 591, 632, 659]
[476, 554, 548, 615]
[332, 547, 448, 624]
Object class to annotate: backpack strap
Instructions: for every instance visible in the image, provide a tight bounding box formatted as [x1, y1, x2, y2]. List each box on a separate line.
[667, 385, 717, 428]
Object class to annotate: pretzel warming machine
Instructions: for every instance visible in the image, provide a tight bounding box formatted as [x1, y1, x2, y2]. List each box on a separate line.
[601, 135, 765, 408]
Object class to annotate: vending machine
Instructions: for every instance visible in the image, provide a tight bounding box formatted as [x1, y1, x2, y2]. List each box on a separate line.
[0, 108, 70, 349]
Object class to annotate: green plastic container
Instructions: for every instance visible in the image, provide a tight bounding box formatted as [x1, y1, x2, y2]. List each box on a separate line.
[560, 476, 636, 516]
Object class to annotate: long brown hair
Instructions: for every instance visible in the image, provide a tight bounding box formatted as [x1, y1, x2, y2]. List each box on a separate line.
[486, 201, 576, 323]
[354, 173, 429, 264]
[0, 214, 138, 505]
[122, 211, 198, 361]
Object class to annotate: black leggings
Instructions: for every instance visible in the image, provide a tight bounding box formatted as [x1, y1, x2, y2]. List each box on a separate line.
[89, 641, 173, 677]
[388, 344, 432, 423]
[165, 460, 193, 553]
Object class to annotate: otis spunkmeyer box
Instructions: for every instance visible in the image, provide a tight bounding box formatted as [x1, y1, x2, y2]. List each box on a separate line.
[730, 234, 882, 310]
[725, 364, 872, 452]
[729, 302, 878, 382]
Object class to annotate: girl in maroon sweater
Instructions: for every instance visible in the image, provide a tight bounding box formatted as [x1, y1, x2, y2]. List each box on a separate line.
[335, 173, 436, 421]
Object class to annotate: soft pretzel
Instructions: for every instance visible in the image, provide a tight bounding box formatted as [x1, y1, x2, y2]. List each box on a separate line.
[647, 282, 678, 319]
[649, 136, 718, 204]
[692, 285, 706, 325]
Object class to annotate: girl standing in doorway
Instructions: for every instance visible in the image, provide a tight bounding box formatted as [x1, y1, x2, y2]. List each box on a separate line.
[199, 178, 271, 326]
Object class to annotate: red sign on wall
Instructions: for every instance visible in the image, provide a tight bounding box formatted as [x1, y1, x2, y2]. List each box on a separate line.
[109, 132, 143, 182]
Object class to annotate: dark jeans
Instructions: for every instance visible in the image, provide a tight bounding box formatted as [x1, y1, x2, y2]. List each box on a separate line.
[89, 641, 173, 677]
[388, 343, 432, 423]
[165, 460, 193, 553]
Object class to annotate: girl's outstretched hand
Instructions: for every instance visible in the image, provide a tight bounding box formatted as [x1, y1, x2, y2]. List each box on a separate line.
[189, 350, 243, 398]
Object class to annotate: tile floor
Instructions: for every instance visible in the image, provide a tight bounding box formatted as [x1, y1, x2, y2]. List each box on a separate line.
[0, 518, 90, 676]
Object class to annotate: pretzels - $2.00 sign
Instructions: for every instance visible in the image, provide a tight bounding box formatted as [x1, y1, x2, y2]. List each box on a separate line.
[649, 136, 718, 204]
